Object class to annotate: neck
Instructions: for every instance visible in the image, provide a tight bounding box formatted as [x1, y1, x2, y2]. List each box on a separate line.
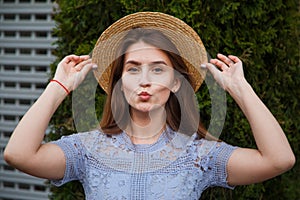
[126, 106, 167, 144]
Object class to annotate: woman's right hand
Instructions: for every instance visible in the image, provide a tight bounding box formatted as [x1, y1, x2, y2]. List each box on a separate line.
[4, 54, 97, 180]
[53, 55, 97, 92]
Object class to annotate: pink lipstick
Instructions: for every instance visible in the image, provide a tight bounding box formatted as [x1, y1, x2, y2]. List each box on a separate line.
[138, 91, 151, 101]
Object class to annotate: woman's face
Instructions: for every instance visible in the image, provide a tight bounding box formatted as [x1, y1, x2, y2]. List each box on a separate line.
[121, 41, 180, 113]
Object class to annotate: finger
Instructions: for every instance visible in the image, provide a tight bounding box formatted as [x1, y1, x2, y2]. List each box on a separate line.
[205, 63, 221, 78]
[71, 55, 90, 67]
[81, 63, 98, 77]
[71, 56, 88, 66]
[217, 53, 235, 67]
[64, 54, 88, 65]
[71, 62, 97, 89]
[64, 55, 80, 63]
[205, 63, 225, 88]
[228, 55, 241, 63]
[79, 55, 90, 61]
[210, 58, 228, 71]
[74, 59, 92, 71]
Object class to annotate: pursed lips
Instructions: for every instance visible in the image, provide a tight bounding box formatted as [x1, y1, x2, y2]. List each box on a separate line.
[138, 91, 152, 101]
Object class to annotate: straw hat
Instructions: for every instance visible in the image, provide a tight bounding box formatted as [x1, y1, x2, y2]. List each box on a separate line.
[92, 12, 207, 93]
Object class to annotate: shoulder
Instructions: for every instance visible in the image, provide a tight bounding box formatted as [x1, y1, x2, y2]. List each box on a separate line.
[187, 135, 237, 164]
[54, 129, 102, 141]
[52, 129, 110, 150]
[167, 130, 236, 155]
[76, 129, 106, 142]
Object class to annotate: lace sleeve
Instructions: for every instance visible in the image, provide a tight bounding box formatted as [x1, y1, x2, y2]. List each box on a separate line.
[50, 134, 86, 186]
[209, 141, 237, 189]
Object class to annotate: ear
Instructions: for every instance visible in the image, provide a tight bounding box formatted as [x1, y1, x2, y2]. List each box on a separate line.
[171, 77, 181, 93]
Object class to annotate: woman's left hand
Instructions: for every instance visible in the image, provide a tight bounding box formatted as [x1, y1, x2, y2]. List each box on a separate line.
[204, 53, 246, 93]
[204, 53, 296, 186]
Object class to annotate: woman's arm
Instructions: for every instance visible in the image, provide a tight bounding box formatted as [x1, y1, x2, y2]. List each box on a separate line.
[4, 55, 96, 180]
[206, 54, 295, 185]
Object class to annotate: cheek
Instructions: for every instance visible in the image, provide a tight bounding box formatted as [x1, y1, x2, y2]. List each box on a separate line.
[122, 74, 136, 88]
[121, 74, 140, 92]
[121, 78, 136, 103]
[151, 72, 175, 89]
[154, 86, 171, 103]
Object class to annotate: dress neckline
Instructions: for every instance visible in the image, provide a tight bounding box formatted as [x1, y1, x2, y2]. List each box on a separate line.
[119, 126, 175, 152]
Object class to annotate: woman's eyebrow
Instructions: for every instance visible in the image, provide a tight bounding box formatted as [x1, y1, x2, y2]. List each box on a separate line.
[124, 60, 168, 66]
[150, 61, 168, 66]
[124, 60, 141, 66]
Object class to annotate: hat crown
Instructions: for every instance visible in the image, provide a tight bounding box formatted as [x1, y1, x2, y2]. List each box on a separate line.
[92, 12, 207, 93]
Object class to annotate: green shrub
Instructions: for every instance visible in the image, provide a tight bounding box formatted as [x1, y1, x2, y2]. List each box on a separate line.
[48, 0, 299, 199]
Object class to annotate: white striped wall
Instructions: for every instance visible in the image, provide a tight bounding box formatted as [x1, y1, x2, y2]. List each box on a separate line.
[0, 0, 56, 199]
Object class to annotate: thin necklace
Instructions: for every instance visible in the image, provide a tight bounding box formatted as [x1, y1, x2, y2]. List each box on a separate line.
[126, 125, 166, 140]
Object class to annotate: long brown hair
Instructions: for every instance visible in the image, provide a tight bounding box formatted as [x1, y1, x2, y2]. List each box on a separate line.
[100, 28, 209, 139]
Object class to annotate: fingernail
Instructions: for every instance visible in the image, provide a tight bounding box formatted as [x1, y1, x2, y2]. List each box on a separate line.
[92, 64, 98, 69]
[201, 64, 206, 68]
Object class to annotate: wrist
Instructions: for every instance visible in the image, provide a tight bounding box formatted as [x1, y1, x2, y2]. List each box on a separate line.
[227, 78, 253, 101]
[48, 80, 70, 99]
[49, 79, 70, 95]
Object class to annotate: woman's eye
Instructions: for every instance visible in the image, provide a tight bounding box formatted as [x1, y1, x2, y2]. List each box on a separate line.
[127, 67, 139, 73]
[152, 67, 163, 73]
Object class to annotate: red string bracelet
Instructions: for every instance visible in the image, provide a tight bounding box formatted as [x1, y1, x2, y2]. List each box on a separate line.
[50, 79, 70, 95]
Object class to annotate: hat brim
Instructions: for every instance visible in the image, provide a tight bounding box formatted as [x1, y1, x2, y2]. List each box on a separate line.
[92, 12, 207, 93]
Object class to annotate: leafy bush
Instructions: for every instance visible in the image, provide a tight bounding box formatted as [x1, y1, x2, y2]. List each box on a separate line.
[48, 0, 299, 199]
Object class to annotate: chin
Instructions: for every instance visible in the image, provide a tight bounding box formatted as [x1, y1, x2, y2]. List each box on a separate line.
[137, 103, 165, 112]
[135, 105, 153, 112]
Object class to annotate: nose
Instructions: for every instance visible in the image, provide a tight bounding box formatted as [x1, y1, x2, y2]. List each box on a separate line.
[139, 69, 151, 88]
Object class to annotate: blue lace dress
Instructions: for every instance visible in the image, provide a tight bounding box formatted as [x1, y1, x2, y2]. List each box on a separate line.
[51, 127, 237, 200]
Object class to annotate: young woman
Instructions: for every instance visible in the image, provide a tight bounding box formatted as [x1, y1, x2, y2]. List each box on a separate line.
[4, 12, 295, 199]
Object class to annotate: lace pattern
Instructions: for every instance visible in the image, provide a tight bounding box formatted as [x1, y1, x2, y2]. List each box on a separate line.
[51, 127, 237, 199]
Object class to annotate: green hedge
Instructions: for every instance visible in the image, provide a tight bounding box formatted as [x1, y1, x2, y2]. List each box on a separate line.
[48, 0, 300, 199]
